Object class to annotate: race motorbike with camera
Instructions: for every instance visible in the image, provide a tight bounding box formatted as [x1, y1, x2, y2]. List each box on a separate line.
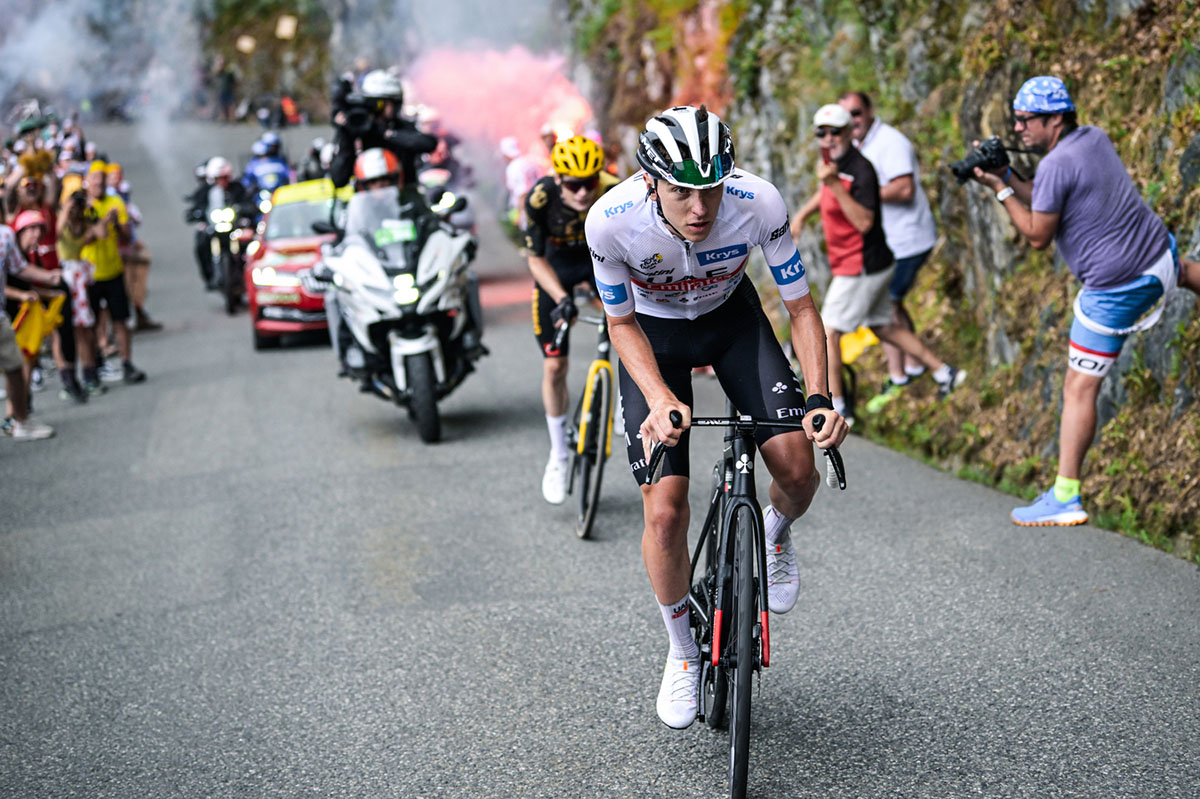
[187, 183, 256, 314]
[313, 185, 486, 443]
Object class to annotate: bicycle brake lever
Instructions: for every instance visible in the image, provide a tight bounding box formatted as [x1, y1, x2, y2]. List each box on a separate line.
[809, 413, 847, 491]
[644, 410, 684, 486]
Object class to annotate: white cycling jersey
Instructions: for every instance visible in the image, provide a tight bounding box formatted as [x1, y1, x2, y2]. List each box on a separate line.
[584, 169, 810, 320]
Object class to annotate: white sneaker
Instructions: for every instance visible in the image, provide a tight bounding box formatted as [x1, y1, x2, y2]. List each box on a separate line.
[10, 417, 54, 440]
[541, 455, 569, 505]
[655, 654, 700, 729]
[765, 521, 799, 614]
[98, 362, 124, 384]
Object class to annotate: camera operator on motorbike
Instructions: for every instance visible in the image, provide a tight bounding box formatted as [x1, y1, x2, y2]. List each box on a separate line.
[526, 136, 620, 504]
[328, 70, 438, 191]
[584, 105, 847, 729]
[186, 156, 251, 289]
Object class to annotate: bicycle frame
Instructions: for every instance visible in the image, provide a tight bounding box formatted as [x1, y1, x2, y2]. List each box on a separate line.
[575, 320, 614, 459]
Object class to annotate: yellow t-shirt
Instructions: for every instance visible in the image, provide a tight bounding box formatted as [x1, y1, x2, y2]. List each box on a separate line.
[81, 195, 128, 282]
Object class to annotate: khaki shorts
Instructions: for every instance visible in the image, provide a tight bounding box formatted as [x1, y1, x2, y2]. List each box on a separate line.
[821, 267, 895, 334]
[0, 316, 23, 372]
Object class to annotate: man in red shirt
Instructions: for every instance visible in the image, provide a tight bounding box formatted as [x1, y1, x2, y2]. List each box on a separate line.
[793, 104, 964, 422]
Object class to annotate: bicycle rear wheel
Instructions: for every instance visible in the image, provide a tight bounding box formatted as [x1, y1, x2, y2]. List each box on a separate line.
[728, 505, 757, 799]
[575, 367, 611, 539]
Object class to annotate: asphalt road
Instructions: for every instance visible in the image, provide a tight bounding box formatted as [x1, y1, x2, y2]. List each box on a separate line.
[2, 122, 1198, 799]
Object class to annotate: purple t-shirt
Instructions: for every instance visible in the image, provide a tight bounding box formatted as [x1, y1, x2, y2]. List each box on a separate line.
[1031, 126, 1168, 290]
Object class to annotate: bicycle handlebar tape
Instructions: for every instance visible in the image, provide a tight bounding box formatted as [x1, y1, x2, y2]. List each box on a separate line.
[668, 410, 683, 428]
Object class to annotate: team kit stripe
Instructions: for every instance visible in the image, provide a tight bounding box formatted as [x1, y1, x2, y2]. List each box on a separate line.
[629, 259, 747, 293]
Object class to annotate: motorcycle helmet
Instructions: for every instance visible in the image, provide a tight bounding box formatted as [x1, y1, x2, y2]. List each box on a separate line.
[205, 156, 233, 181]
[552, 136, 604, 178]
[636, 104, 734, 189]
[261, 131, 281, 157]
[353, 147, 402, 187]
[360, 70, 403, 104]
[319, 142, 335, 170]
[250, 141, 267, 157]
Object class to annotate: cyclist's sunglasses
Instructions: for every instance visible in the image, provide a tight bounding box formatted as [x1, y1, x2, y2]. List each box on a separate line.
[669, 153, 733, 186]
[562, 175, 599, 192]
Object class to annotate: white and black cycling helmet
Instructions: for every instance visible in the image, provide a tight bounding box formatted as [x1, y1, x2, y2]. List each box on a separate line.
[636, 104, 735, 189]
[360, 69, 404, 103]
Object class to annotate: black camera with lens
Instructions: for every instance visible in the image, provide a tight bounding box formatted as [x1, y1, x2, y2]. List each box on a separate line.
[949, 136, 1010, 184]
[69, 189, 88, 208]
[331, 77, 377, 138]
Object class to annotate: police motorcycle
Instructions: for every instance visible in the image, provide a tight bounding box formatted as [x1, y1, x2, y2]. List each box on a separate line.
[313, 159, 485, 443]
[186, 157, 256, 314]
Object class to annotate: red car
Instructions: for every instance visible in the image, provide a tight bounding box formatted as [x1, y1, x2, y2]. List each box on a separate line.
[244, 179, 349, 350]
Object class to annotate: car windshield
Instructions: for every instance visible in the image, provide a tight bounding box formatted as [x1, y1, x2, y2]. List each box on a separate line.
[343, 186, 419, 264]
[265, 198, 334, 241]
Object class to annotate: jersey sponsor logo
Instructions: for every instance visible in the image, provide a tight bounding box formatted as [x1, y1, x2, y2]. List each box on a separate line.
[775, 406, 804, 419]
[596, 279, 629, 305]
[631, 260, 746, 293]
[639, 253, 663, 269]
[725, 184, 755, 200]
[768, 221, 788, 241]
[770, 250, 806, 285]
[604, 200, 635, 218]
[697, 243, 748, 265]
[588, 246, 605, 263]
[528, 183, 549, 210]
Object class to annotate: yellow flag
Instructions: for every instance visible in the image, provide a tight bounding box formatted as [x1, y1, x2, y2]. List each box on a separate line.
[11, 295, 66, 359]
[839, 325, 879, 365]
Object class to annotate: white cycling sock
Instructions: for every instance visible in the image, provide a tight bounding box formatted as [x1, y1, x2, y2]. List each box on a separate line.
[763, 505, 794, 545]
[546, 414, 569, 461]
[659, 595, 700, 660]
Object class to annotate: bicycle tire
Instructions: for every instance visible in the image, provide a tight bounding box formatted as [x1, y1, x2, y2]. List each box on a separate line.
[701, 460, 729, 728]
[728, 504, 756, 799]
[576, 367, 611, 539]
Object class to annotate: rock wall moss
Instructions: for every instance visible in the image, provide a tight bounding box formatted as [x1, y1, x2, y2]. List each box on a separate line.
[569, 0, 1200, 559]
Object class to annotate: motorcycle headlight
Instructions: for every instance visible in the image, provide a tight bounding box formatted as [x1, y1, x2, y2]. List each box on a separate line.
[393, 273, 420, 305]
[259, 199, 272, 214]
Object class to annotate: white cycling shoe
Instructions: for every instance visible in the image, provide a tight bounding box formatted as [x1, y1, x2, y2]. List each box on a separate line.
[541, 456, 569, 505]
[656, 653, 700, 729]
[765, 525, 799, 614]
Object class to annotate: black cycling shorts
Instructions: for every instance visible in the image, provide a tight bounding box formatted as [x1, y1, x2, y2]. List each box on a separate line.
[87, 275, 131, 322]
[619, 278, 807, 485]
[532, 257, 595, 358]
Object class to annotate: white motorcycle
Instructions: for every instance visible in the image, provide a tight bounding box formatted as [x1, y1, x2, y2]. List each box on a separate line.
[314, 186, 485, 443]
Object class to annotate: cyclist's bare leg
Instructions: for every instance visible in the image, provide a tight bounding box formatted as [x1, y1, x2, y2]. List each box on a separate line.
[640, 475, 692, 604]
[542, 355, 569, 417]
[760, 430, 820, 521]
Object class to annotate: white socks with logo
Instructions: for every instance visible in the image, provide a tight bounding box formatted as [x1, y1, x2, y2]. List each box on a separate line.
[546, 414, 569, 461]
[659, 596, 700, 660]
[763, 505, 794, 545]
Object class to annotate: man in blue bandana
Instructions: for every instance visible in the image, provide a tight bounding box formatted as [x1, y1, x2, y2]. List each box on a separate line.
[970, 76, 1200, 527]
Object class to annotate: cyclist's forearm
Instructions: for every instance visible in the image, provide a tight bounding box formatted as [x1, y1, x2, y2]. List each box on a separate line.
[527, 254, 567, 302]
[608, 314, 675, 408]
[785, 296, 830, 398]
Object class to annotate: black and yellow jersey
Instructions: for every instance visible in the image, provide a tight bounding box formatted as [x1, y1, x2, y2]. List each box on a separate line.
[523, 172, 621, 272]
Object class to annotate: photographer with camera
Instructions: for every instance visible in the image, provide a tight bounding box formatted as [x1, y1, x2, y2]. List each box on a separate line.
[967, 76, 1200, 527]
[328, 69, 438, 191]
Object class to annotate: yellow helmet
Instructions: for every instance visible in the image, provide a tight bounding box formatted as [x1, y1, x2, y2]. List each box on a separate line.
[551, 136, 604, 178]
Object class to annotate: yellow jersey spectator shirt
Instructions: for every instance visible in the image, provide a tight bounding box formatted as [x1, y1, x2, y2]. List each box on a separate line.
[82, 195, 128, 282]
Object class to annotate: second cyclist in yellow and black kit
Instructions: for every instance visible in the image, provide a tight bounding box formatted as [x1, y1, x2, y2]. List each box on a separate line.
[526, 136, 620, 505]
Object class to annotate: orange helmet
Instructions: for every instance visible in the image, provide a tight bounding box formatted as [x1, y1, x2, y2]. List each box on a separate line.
[353, 148, 402, 185]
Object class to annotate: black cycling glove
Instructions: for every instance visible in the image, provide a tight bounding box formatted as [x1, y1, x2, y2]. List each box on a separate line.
[550, 296, 578, 327]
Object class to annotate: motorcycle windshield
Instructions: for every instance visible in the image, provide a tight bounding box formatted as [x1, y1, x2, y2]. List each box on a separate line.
[344, 187, 419, 267]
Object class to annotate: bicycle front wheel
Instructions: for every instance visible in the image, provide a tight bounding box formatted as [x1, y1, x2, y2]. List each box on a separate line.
[575, 367, 612, 539]
[728, 505, 758, 799]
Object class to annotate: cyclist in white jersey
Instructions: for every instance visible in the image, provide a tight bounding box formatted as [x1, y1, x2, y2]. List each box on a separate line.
[584, 105, 847, 730]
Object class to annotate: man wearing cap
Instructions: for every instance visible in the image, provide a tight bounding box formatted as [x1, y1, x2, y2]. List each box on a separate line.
[970, 76, 1200, 526]
[82, 161, 146, 384]
[793, 104, 965, 423]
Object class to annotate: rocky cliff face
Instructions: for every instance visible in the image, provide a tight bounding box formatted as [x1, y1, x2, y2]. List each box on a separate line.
[568, 0, 1200, 557]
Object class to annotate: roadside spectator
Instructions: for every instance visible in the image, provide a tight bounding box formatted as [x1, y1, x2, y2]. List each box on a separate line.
[57, 187, 105, 396]
[107, 162, 161, 331]
[1, 224, 57, 439]
[500, 137, 541, 231]
[838, 91, 941, 413]
[968, 76, 1200, 527]
[81, 161, 146, 385]
[213, 56, 237, 123]
[792, 104, 964, 423]
[13, 210, 87, 403]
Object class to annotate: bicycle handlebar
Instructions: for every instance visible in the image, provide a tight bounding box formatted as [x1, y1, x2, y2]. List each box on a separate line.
[644, 409, 846, 490]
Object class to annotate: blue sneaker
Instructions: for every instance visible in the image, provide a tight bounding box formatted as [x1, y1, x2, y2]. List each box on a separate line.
[1011, 489, 1089, 526]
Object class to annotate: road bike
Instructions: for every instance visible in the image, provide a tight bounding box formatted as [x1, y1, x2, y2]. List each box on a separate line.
[646, 406, 846, 798]
[552, 302, 616, 539]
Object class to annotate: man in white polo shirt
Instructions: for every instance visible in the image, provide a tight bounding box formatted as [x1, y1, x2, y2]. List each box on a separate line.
[838, 91, 941, 413]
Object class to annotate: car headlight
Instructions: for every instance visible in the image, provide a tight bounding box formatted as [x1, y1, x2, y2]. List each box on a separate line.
[251, 266, 303, 287]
